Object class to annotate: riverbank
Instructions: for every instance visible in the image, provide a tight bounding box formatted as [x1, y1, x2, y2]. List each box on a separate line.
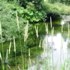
[42, 2, 70, 15]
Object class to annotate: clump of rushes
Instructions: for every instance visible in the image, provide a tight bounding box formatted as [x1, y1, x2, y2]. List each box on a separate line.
[34, 25, 39, 38]
[24, 21, 29, 42]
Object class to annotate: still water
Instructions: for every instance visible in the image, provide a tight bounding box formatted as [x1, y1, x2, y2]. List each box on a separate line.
[28, 17, 70, 70]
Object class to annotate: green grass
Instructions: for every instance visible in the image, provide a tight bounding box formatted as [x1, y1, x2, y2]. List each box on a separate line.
[42, 2, 70, 15]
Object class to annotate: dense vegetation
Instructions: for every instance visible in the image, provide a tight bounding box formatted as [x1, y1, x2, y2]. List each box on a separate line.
[0, 0, 70, 70]
[0, 0, 70, 42]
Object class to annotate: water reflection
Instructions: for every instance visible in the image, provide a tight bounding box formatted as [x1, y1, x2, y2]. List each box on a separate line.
[43, 33, 69, 69]
[28, 16, 70, 70]
[28, 33, 70, 70]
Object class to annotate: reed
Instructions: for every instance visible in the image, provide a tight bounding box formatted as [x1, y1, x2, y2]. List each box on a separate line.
[24, 21, 29, 42]
[50, 17, 52, 29]
[34, 25, 39, 38]
[13, 36, 16, 53]
[16, 11, 24, 70]
[13, 36, 17, 69]
[0, 10, 70, 70]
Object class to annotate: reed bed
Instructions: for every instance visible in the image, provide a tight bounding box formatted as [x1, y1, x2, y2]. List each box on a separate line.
[0, 12, 70, 70]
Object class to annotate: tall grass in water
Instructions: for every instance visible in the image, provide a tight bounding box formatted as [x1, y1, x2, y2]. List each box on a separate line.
[16, 11, 29, 69]
[16, 11, 23, 70]
[23, 21, 29, 69]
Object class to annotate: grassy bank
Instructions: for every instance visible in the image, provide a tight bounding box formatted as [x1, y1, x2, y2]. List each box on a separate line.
[42, 2, 70, 15]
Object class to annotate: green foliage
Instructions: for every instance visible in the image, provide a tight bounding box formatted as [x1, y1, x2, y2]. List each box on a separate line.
[0, 0, 46, 41]
[0, 0, 24, 41]
[41, 1, 70, 15]
[22, 2, 46, 22]
[0, 0, 70, 42]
